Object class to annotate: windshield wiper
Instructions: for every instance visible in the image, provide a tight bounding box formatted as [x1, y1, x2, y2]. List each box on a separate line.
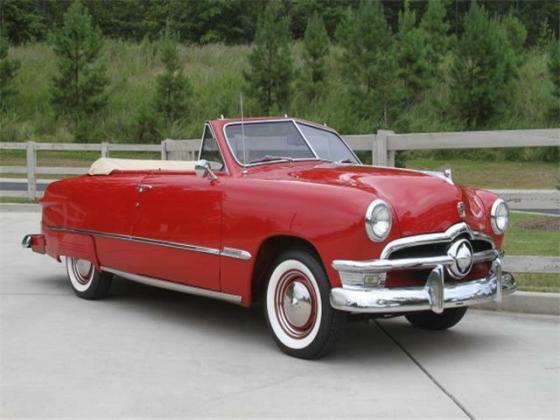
[249, 155, 295, 164]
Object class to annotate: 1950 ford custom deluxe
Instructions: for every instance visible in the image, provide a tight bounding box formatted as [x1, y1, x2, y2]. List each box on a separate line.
[23, 117, 515, 359]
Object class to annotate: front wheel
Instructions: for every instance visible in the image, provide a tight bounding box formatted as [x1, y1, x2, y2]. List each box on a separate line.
[405, 307, 468, 330]
[65, 257, 112, 300]
[265, 249, 345, 359]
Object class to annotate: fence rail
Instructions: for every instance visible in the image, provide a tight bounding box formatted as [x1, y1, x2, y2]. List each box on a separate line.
[1, 128, 558, 199]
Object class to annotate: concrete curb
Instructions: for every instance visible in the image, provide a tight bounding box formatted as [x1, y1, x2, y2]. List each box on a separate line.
[0, 203, 41, 212]
[475, 291, 560, 316]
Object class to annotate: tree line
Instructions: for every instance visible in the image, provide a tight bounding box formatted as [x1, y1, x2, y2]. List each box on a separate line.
[2, 0, 558, 46]
[0, 0, 559, 147]
[247, 0, 559, 132]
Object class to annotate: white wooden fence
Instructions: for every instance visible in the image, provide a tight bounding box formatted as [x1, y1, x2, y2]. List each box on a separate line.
[1, 128, 558, 199]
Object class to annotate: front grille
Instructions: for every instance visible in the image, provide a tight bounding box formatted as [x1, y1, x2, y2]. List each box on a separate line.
[388, 236, 493, 261]
[384, 235, 494, 288]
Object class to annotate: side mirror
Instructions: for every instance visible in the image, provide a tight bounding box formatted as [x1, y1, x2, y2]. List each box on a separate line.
[195, 159, 218, 180]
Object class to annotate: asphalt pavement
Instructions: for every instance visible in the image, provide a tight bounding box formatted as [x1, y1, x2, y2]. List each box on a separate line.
[1, 212, 559, 418]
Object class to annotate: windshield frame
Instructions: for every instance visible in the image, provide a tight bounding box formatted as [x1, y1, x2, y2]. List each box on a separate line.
[198, 122, 229, 174]
[222, 119, 361, 168]
[295, 122, 362, 165]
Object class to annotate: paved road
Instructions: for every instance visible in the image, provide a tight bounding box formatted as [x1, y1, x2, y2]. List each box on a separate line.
[1, 212, 559, 418]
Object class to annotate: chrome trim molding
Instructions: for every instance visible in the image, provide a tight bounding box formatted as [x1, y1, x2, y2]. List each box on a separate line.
[332, 249, 498, 274]
[421, 170, 454, 185]
[330, 260, 515, 314]
[47, 226, 251, 260]
[380, 222, 494, 260]
[102, 267, 242, 304]
[220, 247, 252, 260]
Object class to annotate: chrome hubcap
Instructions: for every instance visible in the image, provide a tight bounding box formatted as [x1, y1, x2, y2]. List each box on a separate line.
[73, 259, 93, 284]
[282, 281, 313, 328]
[275, 270, 317, 339]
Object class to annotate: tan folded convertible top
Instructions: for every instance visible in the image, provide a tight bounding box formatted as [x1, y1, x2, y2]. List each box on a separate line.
[88, 158, 196, 175]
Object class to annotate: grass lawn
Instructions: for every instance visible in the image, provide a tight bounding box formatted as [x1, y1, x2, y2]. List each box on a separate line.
[0, 197, 38, 203]
[405, 158, 559, 189]
[514, 273, 560, 293]
[504, 212, 559, 257]
[504, 212, 559, 293]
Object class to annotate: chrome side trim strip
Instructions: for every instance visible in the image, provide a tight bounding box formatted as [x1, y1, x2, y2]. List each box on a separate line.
[48, 226, 251, 260]
[102, 267, 242, 304]
[380, 222, 495, 259]
[220, 247, 252, 260]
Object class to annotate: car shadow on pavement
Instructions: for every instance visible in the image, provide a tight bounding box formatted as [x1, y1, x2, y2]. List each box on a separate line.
[37, 274, 516, 363]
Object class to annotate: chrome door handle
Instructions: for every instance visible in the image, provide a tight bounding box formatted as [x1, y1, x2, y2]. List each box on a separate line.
[136, 184, 152, 193]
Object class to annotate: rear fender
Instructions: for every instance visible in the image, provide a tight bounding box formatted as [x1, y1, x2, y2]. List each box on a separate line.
[45, 229, 100, 268]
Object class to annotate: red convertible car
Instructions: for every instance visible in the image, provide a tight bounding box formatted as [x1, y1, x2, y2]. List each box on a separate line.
[23, 117, 515, 359]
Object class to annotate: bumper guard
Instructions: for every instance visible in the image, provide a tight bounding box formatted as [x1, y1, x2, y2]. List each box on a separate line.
[330, 255, 516, 314]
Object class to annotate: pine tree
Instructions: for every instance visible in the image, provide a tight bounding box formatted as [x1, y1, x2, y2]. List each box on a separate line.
[450, 1, 517, 129]
[244, 2, 293, 115]
[548, 39, 560, 121]
[396, 1, 430, 105]
[419, 0, 450, 70]
[337, 0, 397, 127]
[50, 0, 109, 141]
[0, 35, 20, 112]
[301, 12, 330, 101]
[154, 36, 193, 125]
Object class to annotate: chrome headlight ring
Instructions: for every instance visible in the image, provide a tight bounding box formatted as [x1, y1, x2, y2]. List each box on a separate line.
[490, 198, 509, 235]
[365, 199, 392, 242]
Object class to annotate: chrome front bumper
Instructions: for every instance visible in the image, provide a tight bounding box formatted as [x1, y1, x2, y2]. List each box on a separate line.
[330, 258, 516, 314]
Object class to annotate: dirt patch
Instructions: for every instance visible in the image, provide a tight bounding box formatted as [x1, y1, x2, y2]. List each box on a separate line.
[515, 217, 560, 232]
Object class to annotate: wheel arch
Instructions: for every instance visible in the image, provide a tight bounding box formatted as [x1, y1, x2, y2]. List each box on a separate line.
[251, 234, 327, 305]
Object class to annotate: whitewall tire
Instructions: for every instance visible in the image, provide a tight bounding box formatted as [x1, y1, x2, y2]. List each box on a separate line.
[65, 257, 112, 300]
[265, 249, 345, 359]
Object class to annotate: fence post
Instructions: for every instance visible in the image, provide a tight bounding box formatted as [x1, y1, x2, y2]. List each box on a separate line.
[374, 130, 390, 166]
[101, 142, 109, 158]
[161, 139, 168, 160]
[26, 141, 37, 200]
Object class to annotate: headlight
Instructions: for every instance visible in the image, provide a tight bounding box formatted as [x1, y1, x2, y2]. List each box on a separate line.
[365, 199, 392, 242]
[491, 198, 509, 234]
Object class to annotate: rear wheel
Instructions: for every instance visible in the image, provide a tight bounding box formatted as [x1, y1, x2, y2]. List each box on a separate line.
[405, 307, 468, 330]
[65, 257, 112, 300]
[265, 249, 345, 359]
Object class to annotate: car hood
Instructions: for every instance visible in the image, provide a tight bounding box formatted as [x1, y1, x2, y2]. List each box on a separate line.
[254, 163, 465, 236]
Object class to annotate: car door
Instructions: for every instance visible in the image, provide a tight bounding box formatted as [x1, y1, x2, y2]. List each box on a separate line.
[71, 173, 144, 274]
[129, 125, 226, 290]
[130, 173, 222, 290]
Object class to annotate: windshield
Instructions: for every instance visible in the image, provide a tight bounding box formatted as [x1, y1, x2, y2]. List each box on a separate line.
[224, 121, 315, 164]
[296, 123, 360, 164]
[224, 120, 361, 166]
